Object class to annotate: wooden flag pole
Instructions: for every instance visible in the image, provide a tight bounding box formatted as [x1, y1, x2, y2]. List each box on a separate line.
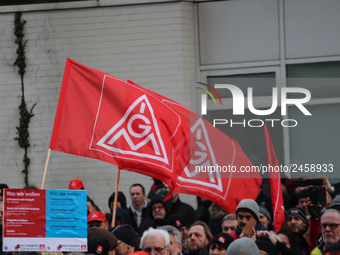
[112, 167, 121, 228]
[41, 148, 51, 189]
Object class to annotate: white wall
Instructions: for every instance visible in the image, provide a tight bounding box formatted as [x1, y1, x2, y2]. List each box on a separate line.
[0, 2, 197, 213]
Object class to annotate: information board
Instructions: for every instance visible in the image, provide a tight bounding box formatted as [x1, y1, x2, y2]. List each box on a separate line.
[3, 189, 87, 252]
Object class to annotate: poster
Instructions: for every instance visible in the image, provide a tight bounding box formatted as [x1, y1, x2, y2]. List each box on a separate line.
[3, 189, 87, 252]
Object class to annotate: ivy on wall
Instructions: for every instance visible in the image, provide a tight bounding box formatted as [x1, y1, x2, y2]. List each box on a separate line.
[13, 12, 36, 187]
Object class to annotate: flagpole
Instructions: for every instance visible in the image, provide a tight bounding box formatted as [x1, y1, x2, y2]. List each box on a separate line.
[112, 167, 121, 228]
[41, 148, 51, 189]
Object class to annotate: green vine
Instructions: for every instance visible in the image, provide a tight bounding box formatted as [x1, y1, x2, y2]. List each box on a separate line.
[13, 12, 36, 187]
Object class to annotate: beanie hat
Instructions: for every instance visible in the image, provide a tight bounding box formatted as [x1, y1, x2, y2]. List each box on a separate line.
[166, 214, 189, 229]
[111, 224, 136, 247]
[69, 179, 84, 189]
[285, 207, 309, 229]
[208, 232, 234, 250]
[324, 243, 340, 255]
[0, 184, 8, 195]
[88, 211, 108, 223]
[88, 236, 110, 255]
[236, 199, 260, 223]
[226, 237, 260, 255]
[298, 189, 310, 200]
[259, 206, 271, 222]
[255, 237, 278, 255]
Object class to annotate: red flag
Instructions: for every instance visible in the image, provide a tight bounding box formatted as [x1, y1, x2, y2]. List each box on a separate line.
[127, 80, 262, 214]
[264, 124, 285, 231]
[50, 59, 191, 188]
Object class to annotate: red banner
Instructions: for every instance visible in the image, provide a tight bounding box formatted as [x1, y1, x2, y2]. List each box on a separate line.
[50, 59, 190, 187]
[264, 125, 285, 231]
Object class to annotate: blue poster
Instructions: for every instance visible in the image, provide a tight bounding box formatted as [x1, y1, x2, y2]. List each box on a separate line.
[46, 190, 87, 238]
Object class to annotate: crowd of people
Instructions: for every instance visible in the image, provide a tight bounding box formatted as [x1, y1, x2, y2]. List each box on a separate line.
[1, 175, 340, 255]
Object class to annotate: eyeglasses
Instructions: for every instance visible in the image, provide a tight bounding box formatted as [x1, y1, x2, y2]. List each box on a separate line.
[143, 247, 167, 254]
[116, 240, 123, 245]
[320, 223, 340, 230]
[152, 206, 165, 212]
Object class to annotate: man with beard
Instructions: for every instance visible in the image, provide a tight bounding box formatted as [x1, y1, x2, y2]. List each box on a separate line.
[230, 199, 267, 240]
[285, 207, 309, 255]
[187, 221, 213, 255]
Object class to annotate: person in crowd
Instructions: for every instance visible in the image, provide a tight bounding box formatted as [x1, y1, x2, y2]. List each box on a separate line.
[140, 228, 170, 255]
[310, 209, 340, 254]
[208, 232, 233, 255]
[221, 214, 237, 235]
[231, 199, 267, 240]
[108, 207, 131, 227]
[87, 236, 110, 255]
[0, 184, 8, 201]
[88, 211, 109, 230]
[171, 190, 197, 226]
[108, 191, 128, 211]
[207, 203, 227, 235]
[187, 221, 213, 255]
[139, 194, 172, 235]
[167, 214, 189, 244]
[277, 228, 295, 250]
[226, 238, 259, 255]
[88, 227, 117, 255]
[297, 189, 310, 215]
[128, 184, 150, 233]
[285, 207, 309, 255]
[259, 206, 273, 230]
[112, 224, 136, 255]
[69, 179, 85, 190]
[255, 236, 278, 255]
[158, 225, 182, 255]
[0, 201, 4, 255]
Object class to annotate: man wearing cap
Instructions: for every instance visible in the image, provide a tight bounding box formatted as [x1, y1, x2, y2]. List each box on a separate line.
[112, 224, 136, 255]
[167, 214, 190, 244]
[285, 207, 309, 255]
[88, 211, 109, 230]
[88, 226, 118, 255]
[230, 199, 267, 240]
[88, 236, 110, 255]
[208, 233, 233, 255]
[69, 179, 85, 189]
[129, 184, 150, 233]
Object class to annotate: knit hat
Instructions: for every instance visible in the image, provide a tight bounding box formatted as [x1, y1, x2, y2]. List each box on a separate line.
[285, 207, 309, 230]
[298, 189, 310, 200]
[208, 232, 234, 250]
[259, 206, 271, 222]
[0, 183, 8, 195]
[88, 211, 108, 223]
[166, 214, 189, 229]
[111, 224, 136, 247]
[69, 179, 84, 189]
[226, 237, 260, 255]
[255, 237, 278, 255]
[236, 199, 260, 223]
[324, 243, 340, 255]
[88, 227, 118, 250]
[88, 236, 110, 255]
